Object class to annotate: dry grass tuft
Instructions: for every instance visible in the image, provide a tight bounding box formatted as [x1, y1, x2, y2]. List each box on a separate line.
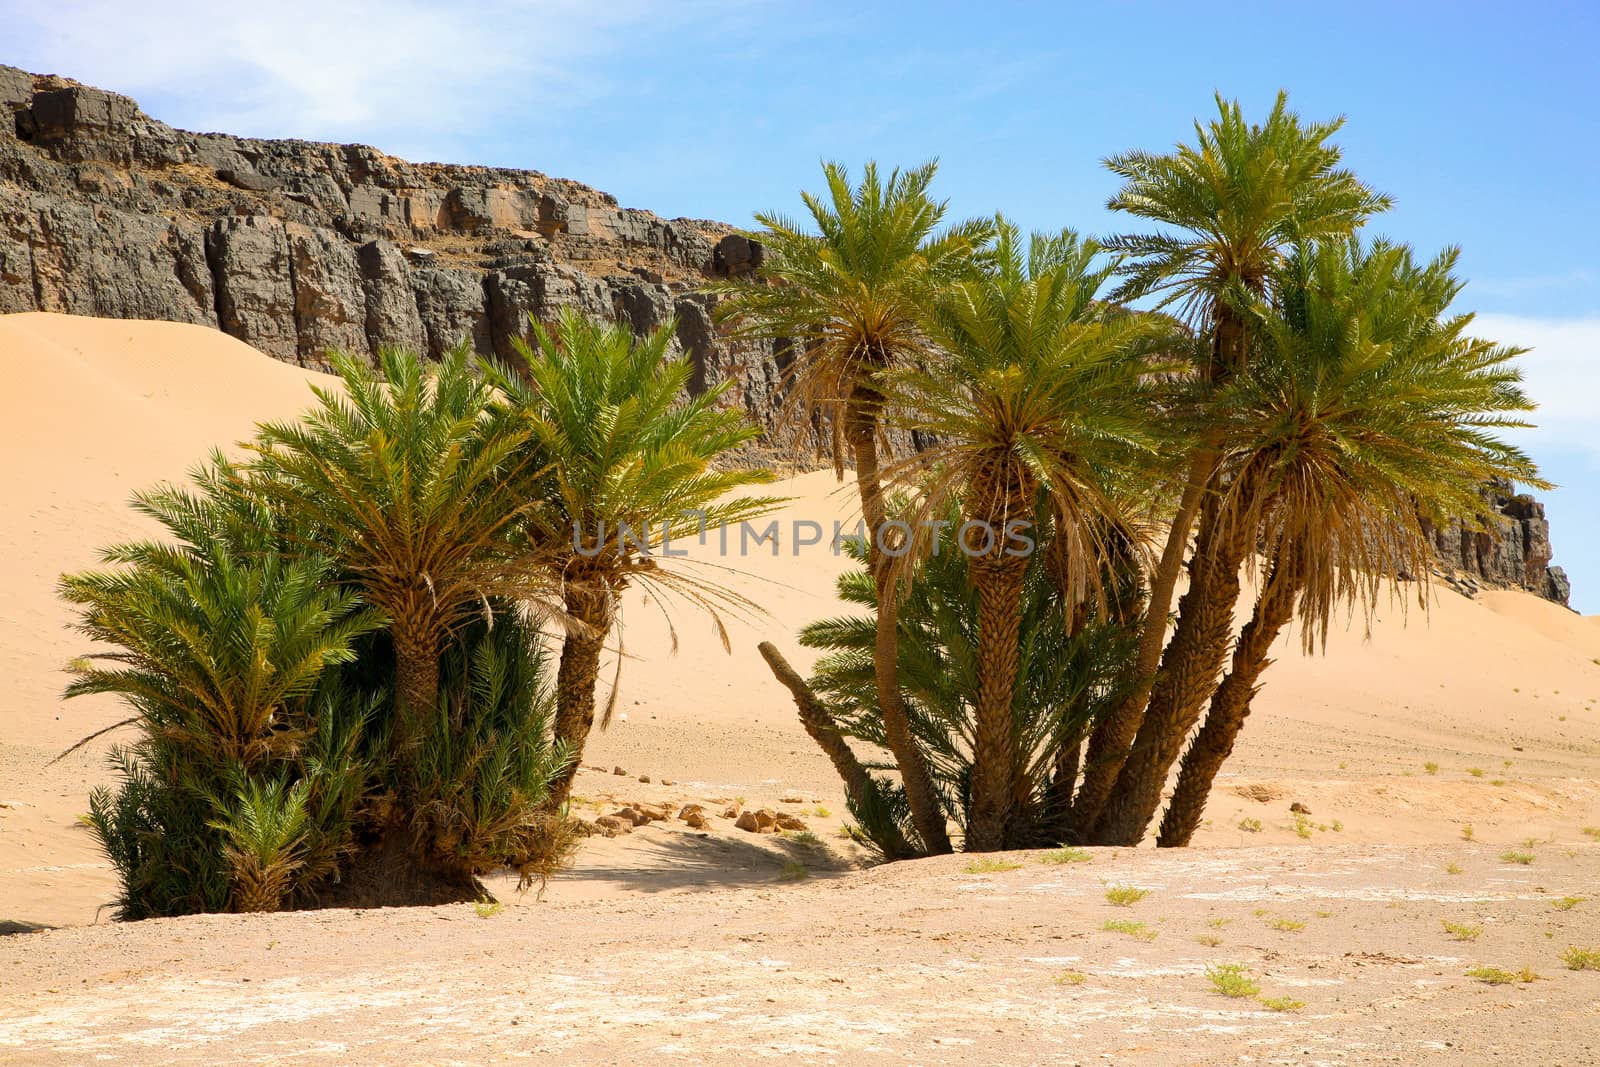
[1104, 884, 1149, 907]
[1205, 962, 1259, 998]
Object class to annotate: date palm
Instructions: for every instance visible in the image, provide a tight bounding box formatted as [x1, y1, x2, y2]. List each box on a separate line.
[715, 160, 992, 853]
[487, 309, 781, 808]
[245, 345, 547, 736]
[61, 471, 382, 770]
[1155, 238, 1542, 845]
[1081, 93, 1393, 842]
[889, 223, 1162, 849]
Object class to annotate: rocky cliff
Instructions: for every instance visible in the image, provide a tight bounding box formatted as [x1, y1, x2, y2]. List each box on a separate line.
[0, 66, 1570, 607]
[0, 65, 793, 436]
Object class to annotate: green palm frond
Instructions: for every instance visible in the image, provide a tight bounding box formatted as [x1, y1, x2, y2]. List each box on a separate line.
[801, 518, 1133, 839]
[1103, 91, 1392, 322]
[1210, 236, 1545, 648]
[245, 344, 553, 690]
[885, 219, 1172, 597]
[711, 160, 995, 458]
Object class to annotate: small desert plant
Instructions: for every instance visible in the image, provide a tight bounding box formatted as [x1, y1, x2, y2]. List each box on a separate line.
[1559, 946, 1600, 971]
[1205, 962, 1260, 998]
[1499, 850, 1535, 865]
[778, 859, 809, 881]
[1266, 917, 1306, 932]
[1105, 884, 1149, 906]
[474, 899, 504, 918]
[1258, 995, 1305, 1012]
[813, 805, 831, 818]
[1329, 819, 1343, 832]
[1195, 934, 1223, 947]
[1423, 761, 1439, 775]
[1040, 845, 1092, 864]
[1467, 767, 1485, 778]
[963, 857, 1023, 874]
[1102, 919, 1157, 941]
[1442, 920, 1483, 941]
[1238, 817, 1263, 833]
[1461, 824, 1475, 842]
[1445, 862, 1464, 875]
[1552, 897, 1584, 912]
[1207, 917, 1231, 928]
[1583, 827, 1600, 840]
[1292, 816, 1313, 839]
[1055, 969, 1088, 985]
[1466, 965, 1539, 985]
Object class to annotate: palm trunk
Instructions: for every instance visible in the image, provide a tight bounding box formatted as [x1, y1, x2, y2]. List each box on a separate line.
[758, 641, 916, 858]
[546, 585, 610, 810]
[1090, 474, 1257, 845]
[1069, 450, 1212, 832]
[392, 620, 441, 745]
[847, 385, 951, 855]
[1157, 549, 1299, 847]
[965, 555, 1028, 851]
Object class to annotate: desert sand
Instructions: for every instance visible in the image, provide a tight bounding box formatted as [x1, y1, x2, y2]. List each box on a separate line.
[2, 313, 1598, 1064]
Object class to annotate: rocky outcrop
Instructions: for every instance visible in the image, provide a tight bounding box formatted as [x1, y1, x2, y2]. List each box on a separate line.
[0, 66, 1570, 606]
[1423, 480, 1570, 607]
[0, 65, 799, 442]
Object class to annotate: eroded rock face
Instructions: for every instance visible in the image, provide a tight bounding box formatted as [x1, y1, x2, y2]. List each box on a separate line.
[0, 65, 1571, 605]
[1423, 480, 1570, 607]
[0, 64, 772, 382]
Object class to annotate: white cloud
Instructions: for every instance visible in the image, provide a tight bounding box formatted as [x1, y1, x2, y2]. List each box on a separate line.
[1472, 313, 1600, 461]
[2, 1, 721, 158]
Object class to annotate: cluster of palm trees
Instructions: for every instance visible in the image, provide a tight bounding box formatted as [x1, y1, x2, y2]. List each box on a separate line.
[67, 91, 1544, 917]
[726, 92, 1541, 854]
[65, 314, 779, 916]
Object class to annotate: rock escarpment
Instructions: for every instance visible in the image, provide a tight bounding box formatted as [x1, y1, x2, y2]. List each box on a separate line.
[0, 65, 792, 437]
[1424, 480, 1570, 606]
[0, 66, 1571, 606]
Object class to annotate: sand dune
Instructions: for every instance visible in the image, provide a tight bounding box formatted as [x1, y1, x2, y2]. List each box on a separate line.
[0, 309, 1596, 921]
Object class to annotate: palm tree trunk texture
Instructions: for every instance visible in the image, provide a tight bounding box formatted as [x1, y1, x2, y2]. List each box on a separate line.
[1157, 549, 1299, 847]
[546, 587, 610, 810]
[392, 623, 441, 743]
[1070, 447, 1212, 832]
[966, 556, 1028, 851]
[847, 386, 952, 854]
[1090, 478, 1257, 845]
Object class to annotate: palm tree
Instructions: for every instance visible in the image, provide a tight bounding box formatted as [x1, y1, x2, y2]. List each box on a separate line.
[800, 508, 1136, 853]
[245, 345, 547, 736]
[61, 472, 383, 771]
[1078, 93, 1393, 843]
[888, 223, 1161, 849]
[1155, 238, 1543, 845]
[716, 161, 992, 854]
[63, 464, 384, 914]
[487, 309, 781, 808]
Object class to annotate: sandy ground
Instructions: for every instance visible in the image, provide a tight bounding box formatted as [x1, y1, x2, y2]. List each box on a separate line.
[2, 313, 1598, 1064]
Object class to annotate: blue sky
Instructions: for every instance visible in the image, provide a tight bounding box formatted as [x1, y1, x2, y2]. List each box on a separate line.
[7, 0, 1597, 609]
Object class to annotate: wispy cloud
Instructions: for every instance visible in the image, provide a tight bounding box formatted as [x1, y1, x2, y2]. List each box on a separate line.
[3, 1, 731, 159]
[1474, 313, 1600, 461]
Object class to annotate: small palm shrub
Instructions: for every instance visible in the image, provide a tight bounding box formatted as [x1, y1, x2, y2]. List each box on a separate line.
[67, 478, 383, 918]
[401, 610, 577, 891]
[801, 513, 1136, 856]
[67, 346, 587, 917]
